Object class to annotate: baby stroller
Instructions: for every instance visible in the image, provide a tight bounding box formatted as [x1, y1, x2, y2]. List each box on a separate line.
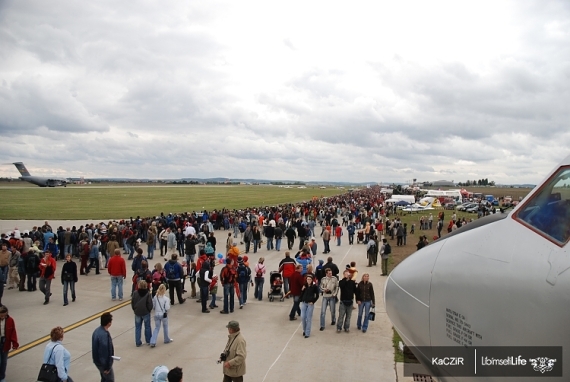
[357, 230, 364, 244]
[267, 271, 284, 302]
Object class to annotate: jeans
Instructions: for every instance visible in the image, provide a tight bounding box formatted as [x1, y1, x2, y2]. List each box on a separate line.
[337, 236, 341, 245]
[27, 272, 37, 291]
[349, 234, 354, 244]
[147, 245, 154, 259]
[283, 277, 290, 295]
[96, 365, 115, 382]
[245, 241, 251, 253]
[177, 242, 184, 255]
[168, 279, 184, 304]
[273, 238, 281, 251]
[0, 348, 7, 381]
[210, 293, 217, 308]
[337, 301, 354, 331]
[134, 313, 152, 346]
[253, 240, 259, 253]
[238, 282, 248, 305]
[39, 278, 52, 302]
[65, 244, 73, 256]
[151, 315, 171, 345]
[323, 240, 330, 253]
[63, 280, 76, 304]
[223, 284, 235, 312]
[266, 237, 273, 250]
[357, 301, 372, 331]
[126, 243, 134, 260]
[300, 302, 315, 336]
[200, 285, 209, 312]
[253, 277, 264, 301]
[289, 295, 301, 319]
[287, 238, 294, 250]
[320, 296, 336, 327]
[111, 276, 123, 299]
[87, 257, 100, 274]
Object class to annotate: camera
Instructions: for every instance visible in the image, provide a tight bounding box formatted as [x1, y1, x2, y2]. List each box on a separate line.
[217, 352, 228, 363]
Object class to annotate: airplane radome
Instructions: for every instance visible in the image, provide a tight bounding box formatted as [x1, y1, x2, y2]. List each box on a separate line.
[385, 153, 570, 381]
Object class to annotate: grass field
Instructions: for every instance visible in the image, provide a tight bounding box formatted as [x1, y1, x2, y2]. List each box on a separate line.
[0, 184, 346, 220]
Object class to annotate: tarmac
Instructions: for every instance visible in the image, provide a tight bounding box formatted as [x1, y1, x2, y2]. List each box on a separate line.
[1, 219, 416, 382]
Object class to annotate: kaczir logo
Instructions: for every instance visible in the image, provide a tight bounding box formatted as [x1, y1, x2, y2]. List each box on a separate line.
[529, 357, 556, 373]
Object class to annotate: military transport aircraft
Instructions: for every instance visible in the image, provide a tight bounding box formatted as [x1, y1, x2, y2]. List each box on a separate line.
[11, 162, 69, 187]
[385, 153, 570, 381]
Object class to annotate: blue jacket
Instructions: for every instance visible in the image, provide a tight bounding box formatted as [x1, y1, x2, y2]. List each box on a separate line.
[89, 244, 99, 259]
[92, 326, 114, 370]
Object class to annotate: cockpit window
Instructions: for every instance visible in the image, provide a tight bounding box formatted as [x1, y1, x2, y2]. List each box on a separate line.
[515, 166, 570, 246]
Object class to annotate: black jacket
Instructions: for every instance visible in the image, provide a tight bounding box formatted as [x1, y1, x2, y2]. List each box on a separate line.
[339, 277, 357, 302]
[300, 283, 320, 304]
[61, 260, 78, 284]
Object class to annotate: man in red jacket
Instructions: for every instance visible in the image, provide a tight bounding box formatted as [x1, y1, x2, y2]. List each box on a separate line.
[0, 305, 18, 382]
[278, 251, 296, 296]
[107, 248, 127, 301]
[288, 265, 304, 321]
[39, 250, 56, 305]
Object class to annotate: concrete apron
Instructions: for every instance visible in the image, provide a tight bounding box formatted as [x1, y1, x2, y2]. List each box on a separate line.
[3, 219, 399, 382]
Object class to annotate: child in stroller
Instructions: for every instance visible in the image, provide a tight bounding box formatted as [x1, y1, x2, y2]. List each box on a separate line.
[267, 271, 284, 302]
[357, 230, 365, 244]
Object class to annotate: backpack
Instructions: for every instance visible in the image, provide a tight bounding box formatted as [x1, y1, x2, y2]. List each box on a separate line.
[384, 243, 391, 255]
[367, 242, 376, 255]
[165, 263, 176, 280]
[237, 265, 249, 283]
[255, 265, 264, 278]
[27, 255, 38, 273]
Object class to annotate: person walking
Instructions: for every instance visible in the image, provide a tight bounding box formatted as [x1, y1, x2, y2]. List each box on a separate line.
[220, 259, 236, 314]
[0, 306, 18, 382]
[86, 239, 101, 275]
[319, 268, 339, 331]
[61, 254, 78, 306]
[131, 280, 153, 347]
[299, 274, 319, 338]
[198, 261, 212, 313]
[150, 284, 173, 347]
[221, 320, 247, 382]
[288, 265, 303, 320]
[25, 248, 40, 292]
[39, 250, 56, 305]
[253, 257, 266, 301]
[278, 251, 296, 296]
[356, 273, 375, 333]
[43, 326, 74, 382]
[164, 254, 185, 305]
[380, 238, 391, 276]
[236, 257, 251, 309]
[337, 269, 357, 333]
[107, 249, 126, 301]
[92, 312, 115, 382]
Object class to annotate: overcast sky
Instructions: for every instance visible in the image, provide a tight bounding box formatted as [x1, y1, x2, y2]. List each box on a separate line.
[1, 0, 569, 185]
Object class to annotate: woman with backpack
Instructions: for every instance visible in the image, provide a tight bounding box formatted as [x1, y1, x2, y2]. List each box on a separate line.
[151, 263, 166, 297]
[150, 284, 173, 348]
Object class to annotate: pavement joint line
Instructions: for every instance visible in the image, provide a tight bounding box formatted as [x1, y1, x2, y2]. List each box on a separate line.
[8, 299, 131, 358]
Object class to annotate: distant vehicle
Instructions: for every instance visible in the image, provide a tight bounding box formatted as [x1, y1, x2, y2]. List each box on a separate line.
[457, 203, 477, 211]
[297, 186, 307, 189]
[485, 194, 499, 206]
[402, 197, 437, 212]
[319, 186, 326, 189]
[11, 162, 69, 187]
[466, 205, 480, 213]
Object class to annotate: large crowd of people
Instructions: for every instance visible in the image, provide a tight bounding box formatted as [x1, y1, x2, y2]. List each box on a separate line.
[1, 185, 470, 380]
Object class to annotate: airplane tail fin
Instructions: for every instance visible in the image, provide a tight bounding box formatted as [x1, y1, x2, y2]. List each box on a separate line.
[13, 162, 31, 177]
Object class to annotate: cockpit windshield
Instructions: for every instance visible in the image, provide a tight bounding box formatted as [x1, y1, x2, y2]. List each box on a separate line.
[515, 166, 570, 246]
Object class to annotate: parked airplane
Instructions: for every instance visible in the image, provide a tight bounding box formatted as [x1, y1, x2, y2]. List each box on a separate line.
[11, 162, 69, 187]
[385, 153, 570, 381]
[401, 197, 438, 212]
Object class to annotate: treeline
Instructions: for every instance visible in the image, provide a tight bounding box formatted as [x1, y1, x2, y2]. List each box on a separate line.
[457, 179, 496, 186]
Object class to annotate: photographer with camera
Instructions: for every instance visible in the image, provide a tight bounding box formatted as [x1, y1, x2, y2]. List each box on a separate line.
[220, 320, 246, 382]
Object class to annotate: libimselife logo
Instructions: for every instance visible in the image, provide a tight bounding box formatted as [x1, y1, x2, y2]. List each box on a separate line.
[529, 357, 556, 373]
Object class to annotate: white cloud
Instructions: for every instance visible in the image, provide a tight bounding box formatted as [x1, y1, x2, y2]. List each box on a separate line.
[0, 0, 569, 185]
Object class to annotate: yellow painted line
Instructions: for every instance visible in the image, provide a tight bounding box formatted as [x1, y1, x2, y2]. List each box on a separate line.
[8, 299, 131, 358]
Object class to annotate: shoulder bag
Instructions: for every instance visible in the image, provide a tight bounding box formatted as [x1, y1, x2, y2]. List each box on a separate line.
[37, 344, 60, 382]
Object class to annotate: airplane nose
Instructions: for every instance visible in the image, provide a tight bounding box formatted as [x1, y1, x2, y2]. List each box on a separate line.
[385, 240, 444, 347]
